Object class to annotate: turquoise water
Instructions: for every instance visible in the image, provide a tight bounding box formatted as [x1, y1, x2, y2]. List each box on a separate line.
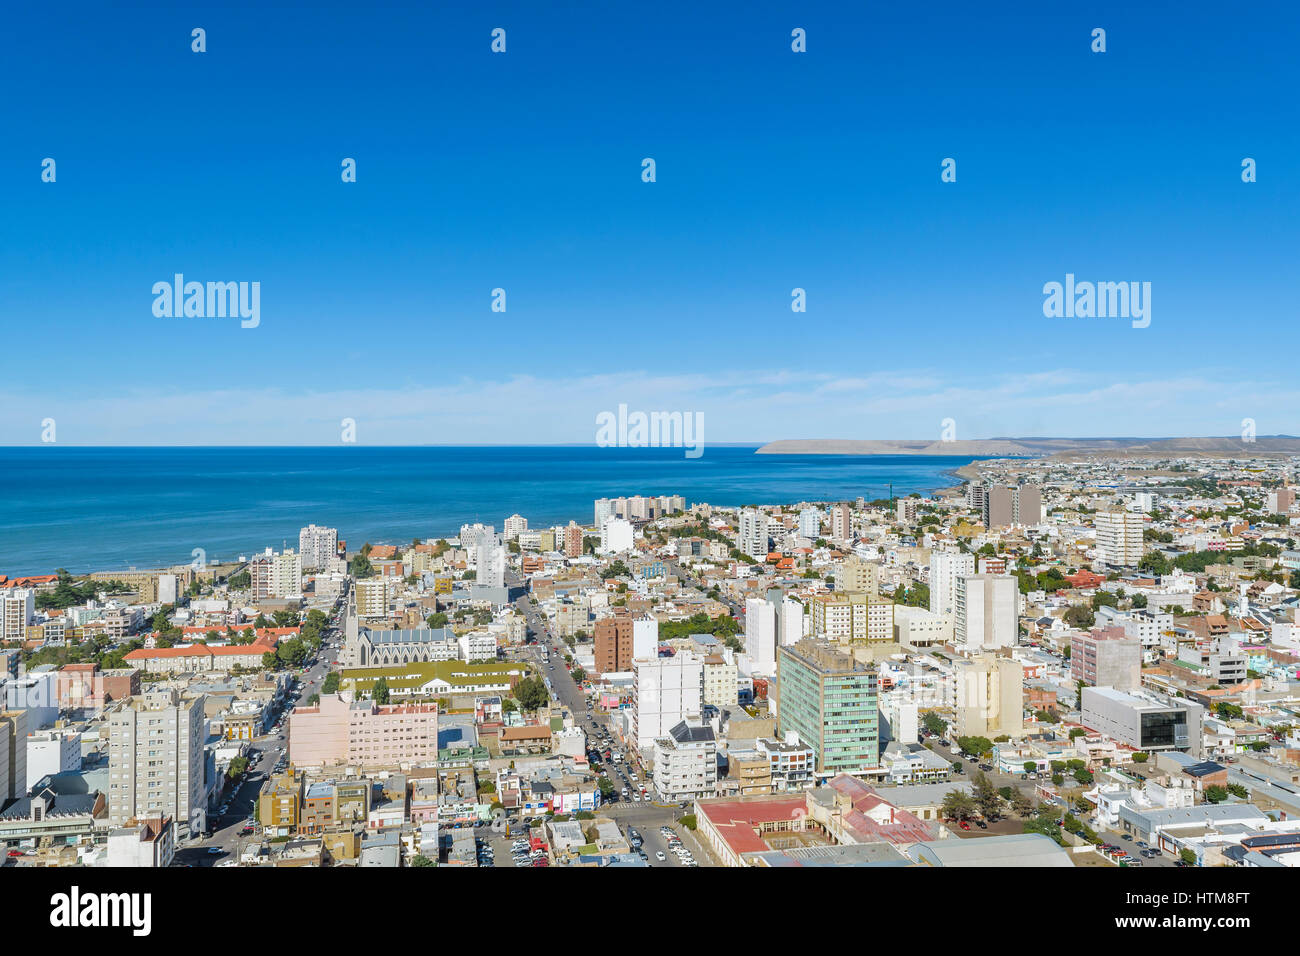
[0, 446, 979, 574]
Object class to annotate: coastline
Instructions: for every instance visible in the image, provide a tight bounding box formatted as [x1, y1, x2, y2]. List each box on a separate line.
[0, 446, 973, 577]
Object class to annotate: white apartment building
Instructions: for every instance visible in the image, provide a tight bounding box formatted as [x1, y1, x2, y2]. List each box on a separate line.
[778, 595, 806, 646]
[298, 524, 338, 570]
[652, 720, 717, 802]
[475, 539, 506, 589]
[632, 617, 658, 661]
[632, 653, 703, 751]
[738, 509, 768, 560]
[599, 516, 634, 555]
[954, 574, 1018, 651]
[1, 589, 34, 642]
[502, 514, 528, 540]
[929, 551, 975, 618]
[272, 549, 302, 597]
[108, 689, 207, 837]
[457, 631, 499, 662]
[26, 729, 81, 791]
[745, 598, 777, 674]
[1095, 510, 1145, 567]
[797, 508, 821, 540]
[892, 604, 953, 647]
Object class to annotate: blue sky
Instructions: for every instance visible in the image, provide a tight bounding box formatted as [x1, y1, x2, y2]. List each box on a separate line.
[1, 0, 1297, 444]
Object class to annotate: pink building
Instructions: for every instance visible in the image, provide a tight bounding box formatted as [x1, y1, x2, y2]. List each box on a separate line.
[290, 694, 440, 768]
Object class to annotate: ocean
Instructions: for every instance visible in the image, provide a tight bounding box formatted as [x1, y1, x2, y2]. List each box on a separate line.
[0, 446, 981, 575]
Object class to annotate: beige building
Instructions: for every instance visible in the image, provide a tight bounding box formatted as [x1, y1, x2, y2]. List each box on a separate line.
[354, 578, 389, 618]
[108, 689, 207, 837]
[953, 654, 1023, 739]
[839, 555, 880, 595]
[811, 592, 895, 645]
[702, 654, 739, 708]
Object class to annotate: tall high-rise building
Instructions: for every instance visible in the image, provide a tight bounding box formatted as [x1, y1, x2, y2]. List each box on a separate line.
[251, 550, 301, 600]
[797, 508, 821, 540]
[954, 574, 1019, 650]
[594, 498, 615, 527]
[272, 550, 302, 597]
[831, 504, 852, 542]
[108, 689, 206, 837]
[1070, 626, 1141, 691]
[738, 509, 768, 560]
[774, 641, 878, 774]
[354, 577, 388, 617]
[599, 516, 634, 554]
[930, 551, 975, 617]
[632, 653, 704, 751]
[298, 525, 338, 571]
[983, 483, 1041, 528]
[1268, 488, 1295, 515]
[475, 536, 506, 588]
[1095, 510, 1145, 567]
[967, 482, 986, 513]
[502, 514, 528, 540]
[896, 497, 919, 524]
[594, 615, 634, 675]
[953, 654, 1023, 739]
[745, 598, 777, 674]
[563, 521, 583, 558]
[0, 589, 34, 642]
[0, 709, 29, 803]
[776, 594, 806, 646]
[632, 616, 658, 661]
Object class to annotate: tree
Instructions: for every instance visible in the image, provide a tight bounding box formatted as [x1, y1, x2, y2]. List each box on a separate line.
[513, 676, 549, 712]
[598, 776, 616, 797]
[322, 672, 340, 694]
[1064, 604, 1095, 628]
[679, 814, 697, 831]
[1179, 848, 1197, 865]
[955, 736, 994, 758]
[349, 554, 374, 579]
[1023, 761, 1037, 775]
[921, 712, 948, 737]
[372, 676, 391, 705]
[426, 612, 449, 629]
[1204, 785, 1229, 804]
[571, 667, 587, 684]
[1009, 788, 1034, 818]
[1131, 751, 1148, 763]
[971, 770, 1002, 820]
[941, 790, 978, 822]
[410, 854, 435, 867]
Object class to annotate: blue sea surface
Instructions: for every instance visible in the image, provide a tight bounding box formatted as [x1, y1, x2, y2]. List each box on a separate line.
[0, 446, 981, 575]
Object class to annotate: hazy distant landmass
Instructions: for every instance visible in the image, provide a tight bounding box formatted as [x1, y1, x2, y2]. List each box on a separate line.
[756, 436, 1300, 457]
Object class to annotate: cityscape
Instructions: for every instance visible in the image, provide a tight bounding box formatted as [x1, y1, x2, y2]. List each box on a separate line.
[5, 0, 1296, 937]
[4, 454, 1300, 888]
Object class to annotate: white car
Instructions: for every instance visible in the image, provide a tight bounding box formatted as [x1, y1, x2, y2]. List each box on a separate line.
[655, 851, 666, 862]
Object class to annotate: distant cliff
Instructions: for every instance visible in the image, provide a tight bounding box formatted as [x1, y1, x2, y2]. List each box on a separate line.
[755, 436, 1300, 456]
